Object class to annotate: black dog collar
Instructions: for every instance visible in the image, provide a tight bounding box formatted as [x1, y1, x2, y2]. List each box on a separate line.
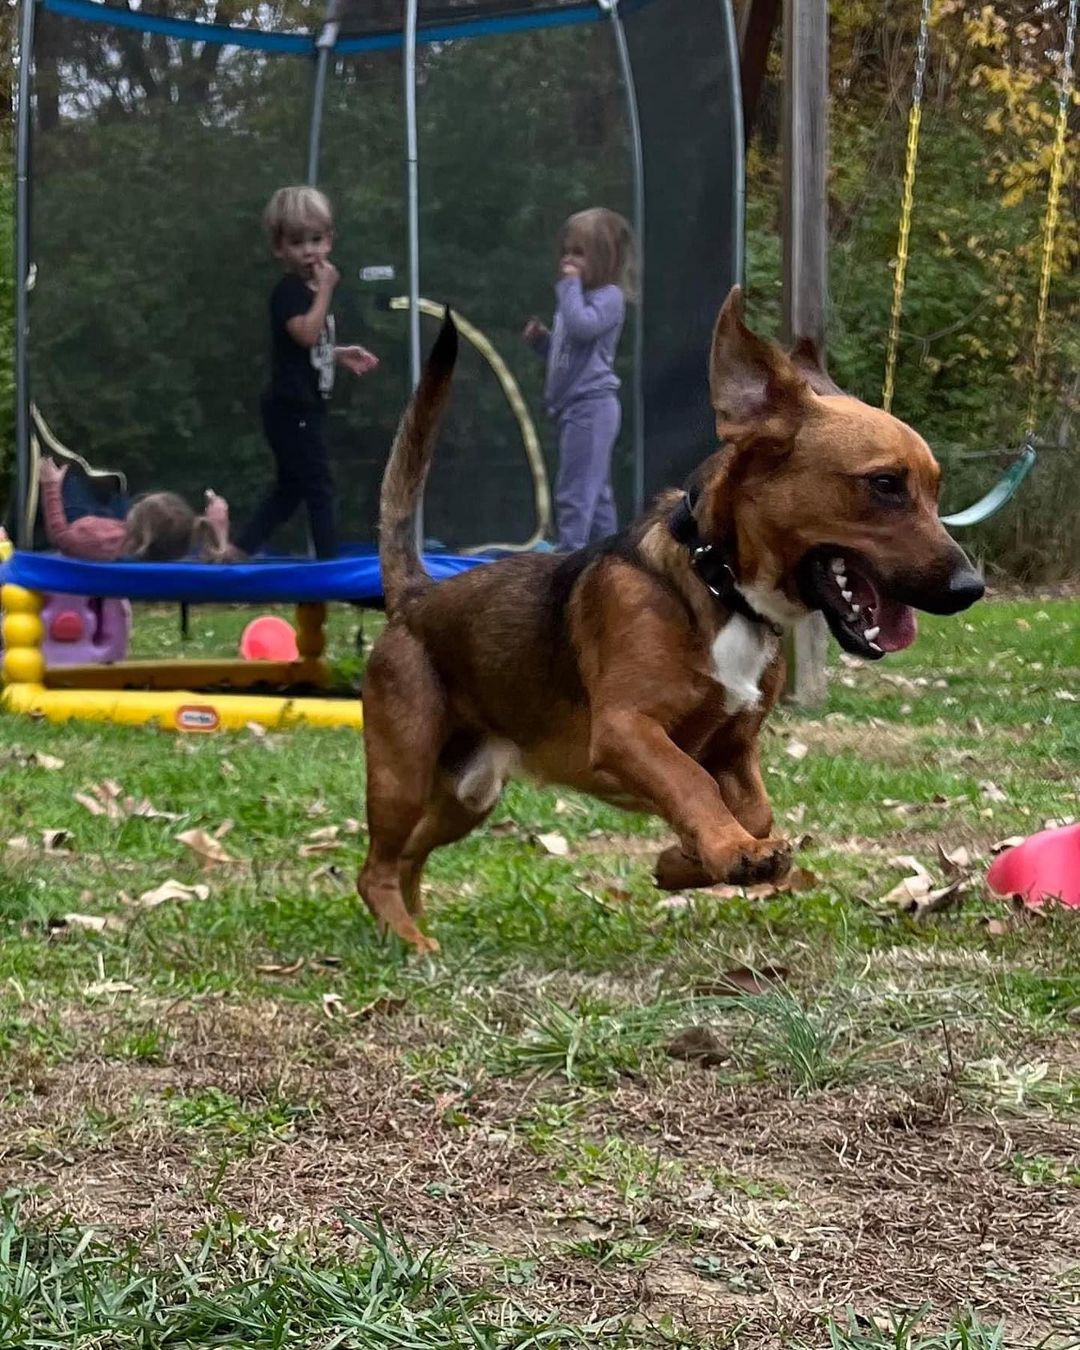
[669, 489, 783, 637]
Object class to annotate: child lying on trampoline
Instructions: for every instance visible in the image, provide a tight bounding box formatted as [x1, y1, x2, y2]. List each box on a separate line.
[38, 458, 238, 563]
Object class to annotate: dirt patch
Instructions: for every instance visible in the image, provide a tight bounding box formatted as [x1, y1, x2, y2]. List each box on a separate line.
[3, 997, 1077, 1343]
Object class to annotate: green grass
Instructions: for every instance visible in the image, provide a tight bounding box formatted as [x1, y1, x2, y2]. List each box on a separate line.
[1, 594, 1079, 1346]
[0, 1205, 627, 1349]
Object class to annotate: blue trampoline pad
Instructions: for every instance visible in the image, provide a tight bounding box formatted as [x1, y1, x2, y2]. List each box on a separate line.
[0, 547, 492, 605]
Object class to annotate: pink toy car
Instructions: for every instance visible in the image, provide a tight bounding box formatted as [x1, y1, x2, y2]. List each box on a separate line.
[41, 593, 131, 667]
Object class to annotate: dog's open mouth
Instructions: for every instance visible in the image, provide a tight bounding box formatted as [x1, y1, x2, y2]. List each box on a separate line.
[796, 548, 917, 661]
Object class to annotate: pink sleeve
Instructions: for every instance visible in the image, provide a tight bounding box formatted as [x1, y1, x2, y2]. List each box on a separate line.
[41, 478, 75, 551]
[61, 519, 129, 561]
[40, 481, 127, 559]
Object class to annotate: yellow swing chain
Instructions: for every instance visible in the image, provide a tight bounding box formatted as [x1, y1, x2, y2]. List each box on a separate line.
[1025, 0, 1078, 438]
[882, 0, 934, 414]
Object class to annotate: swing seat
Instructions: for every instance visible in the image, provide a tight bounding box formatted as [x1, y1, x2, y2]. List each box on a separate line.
[940, 445, 1037, 530]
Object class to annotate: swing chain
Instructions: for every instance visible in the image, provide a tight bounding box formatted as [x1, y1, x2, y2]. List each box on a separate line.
[1026, 0, 1078, 436]
[882, 0, 934, 414]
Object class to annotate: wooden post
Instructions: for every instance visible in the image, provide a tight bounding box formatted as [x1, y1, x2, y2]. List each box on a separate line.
[781, 0, 829, 707]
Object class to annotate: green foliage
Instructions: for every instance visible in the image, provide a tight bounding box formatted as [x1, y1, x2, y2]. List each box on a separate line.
[749, 0, 1080, 577]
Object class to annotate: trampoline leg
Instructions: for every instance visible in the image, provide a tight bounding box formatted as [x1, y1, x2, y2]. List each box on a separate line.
[1, 585, 46, 689]
[180, 603, 190, 641]
[296, 602, 327, 660]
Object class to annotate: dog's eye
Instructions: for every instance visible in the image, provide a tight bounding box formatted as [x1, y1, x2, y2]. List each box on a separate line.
[868, 472, 907, 499]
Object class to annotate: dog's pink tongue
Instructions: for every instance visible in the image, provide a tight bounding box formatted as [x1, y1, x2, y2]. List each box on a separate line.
[876, 600, 917, 652]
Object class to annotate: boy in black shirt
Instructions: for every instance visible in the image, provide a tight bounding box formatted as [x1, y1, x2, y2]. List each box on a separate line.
[237, 186, 378, 559]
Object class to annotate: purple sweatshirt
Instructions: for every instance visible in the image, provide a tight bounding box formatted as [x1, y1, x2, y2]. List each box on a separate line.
[533, 276, 625, 418]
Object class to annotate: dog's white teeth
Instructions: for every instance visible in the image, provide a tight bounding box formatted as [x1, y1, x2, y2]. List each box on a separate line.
[835, 575, 849, 591]
[864, 626, 880, 642]
[869, 641, 883, 653]
[830, 557, 845, 575]
[851, 603, 862, 615]
[841, 589, 853, 602]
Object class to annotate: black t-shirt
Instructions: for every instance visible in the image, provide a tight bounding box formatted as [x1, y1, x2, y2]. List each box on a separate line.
[267, 273, 336, 408]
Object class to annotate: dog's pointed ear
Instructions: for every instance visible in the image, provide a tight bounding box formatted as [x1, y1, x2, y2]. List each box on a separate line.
[709, 286, 810, 448]
[789, 335, 844, 397]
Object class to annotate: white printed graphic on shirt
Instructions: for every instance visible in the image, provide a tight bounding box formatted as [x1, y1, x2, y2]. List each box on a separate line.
[312, 313, 336, 399]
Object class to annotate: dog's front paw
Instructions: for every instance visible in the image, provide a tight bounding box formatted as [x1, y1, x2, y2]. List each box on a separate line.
[701, 836, 792, 888]
[654, 844, 714, 891]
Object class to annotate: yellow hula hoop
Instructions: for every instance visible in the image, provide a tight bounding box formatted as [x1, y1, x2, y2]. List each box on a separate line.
[388, 297, 552, 554]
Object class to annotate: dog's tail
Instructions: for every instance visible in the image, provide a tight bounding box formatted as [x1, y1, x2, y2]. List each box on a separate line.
[379, 310, 459, 618]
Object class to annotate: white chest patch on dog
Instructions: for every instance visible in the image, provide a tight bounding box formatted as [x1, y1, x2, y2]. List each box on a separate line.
[709, 615, 779, 714]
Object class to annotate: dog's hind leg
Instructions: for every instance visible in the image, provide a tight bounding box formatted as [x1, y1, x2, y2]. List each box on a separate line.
[359, 626, 447, 954]
[399, 783, 495, 920]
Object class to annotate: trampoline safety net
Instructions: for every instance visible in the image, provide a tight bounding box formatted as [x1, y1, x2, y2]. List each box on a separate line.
[19, 0, 742, 554]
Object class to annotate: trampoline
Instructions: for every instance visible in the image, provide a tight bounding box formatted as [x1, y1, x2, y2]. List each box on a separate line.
[3, 0, 745, 731]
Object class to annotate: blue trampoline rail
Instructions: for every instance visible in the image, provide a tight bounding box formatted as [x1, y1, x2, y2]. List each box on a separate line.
[0, 548, 491, 606]
[39, 0, 655, 53]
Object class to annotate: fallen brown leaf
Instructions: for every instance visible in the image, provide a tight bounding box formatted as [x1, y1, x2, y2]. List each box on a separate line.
[306, 825, 340, 843]
[355, 994, 407, 1020]
[702, 867, 817, 901]
[255, 956, 305, 976]
[785, 738, 809, 761]
[129, 800, 183, 821]
[695, 964, 789, 998]
[991, 835, 1026, 854]
[135, 879, 211, 908]
[84, 979, 137, 996]
[534, 831, 570, 857]
[299, 840, 341, 857]
[937, 843, 972, 876]
[980, 780, 1008, 804]
[74, 789, 114, 818]
[55, 912, 125, 935]
[29, 751, 65, 770]
[176, 828, 237, 868]
[75, 782, 180, 822]
[656, 893, 694, 912]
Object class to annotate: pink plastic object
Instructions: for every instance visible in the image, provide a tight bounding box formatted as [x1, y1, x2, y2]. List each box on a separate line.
[987, 823, 1080, 908]
[41, 593, 131, 667]
[240, 615, 299, 662]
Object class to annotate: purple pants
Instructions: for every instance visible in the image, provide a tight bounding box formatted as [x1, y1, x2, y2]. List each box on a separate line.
[555, 395, 620, 551]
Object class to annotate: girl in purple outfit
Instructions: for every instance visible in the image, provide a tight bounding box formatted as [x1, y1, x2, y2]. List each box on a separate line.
[523, 208, 638, 553]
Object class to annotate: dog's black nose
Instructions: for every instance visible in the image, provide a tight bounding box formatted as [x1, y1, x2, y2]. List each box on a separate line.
[943, 563, 985, 613]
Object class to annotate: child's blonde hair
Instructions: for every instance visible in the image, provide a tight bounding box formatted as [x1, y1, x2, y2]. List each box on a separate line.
[559, 208, 639, 301]
[123, 493, 229, 563]
[263, 185, 334, 249]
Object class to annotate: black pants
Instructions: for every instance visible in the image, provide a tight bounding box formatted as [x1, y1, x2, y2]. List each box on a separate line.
[237, 398, 337, 559]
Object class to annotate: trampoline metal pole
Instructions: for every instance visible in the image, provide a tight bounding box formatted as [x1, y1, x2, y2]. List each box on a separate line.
[404, 0, 421, 392]
[403, 0, 423, 549]
[14, 0, 36, 549]
[600, 0, 645, 516]
[307, 10, 340, 185]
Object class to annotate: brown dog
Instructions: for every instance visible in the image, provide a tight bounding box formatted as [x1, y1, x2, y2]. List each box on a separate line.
[359, 287, 983, 952]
